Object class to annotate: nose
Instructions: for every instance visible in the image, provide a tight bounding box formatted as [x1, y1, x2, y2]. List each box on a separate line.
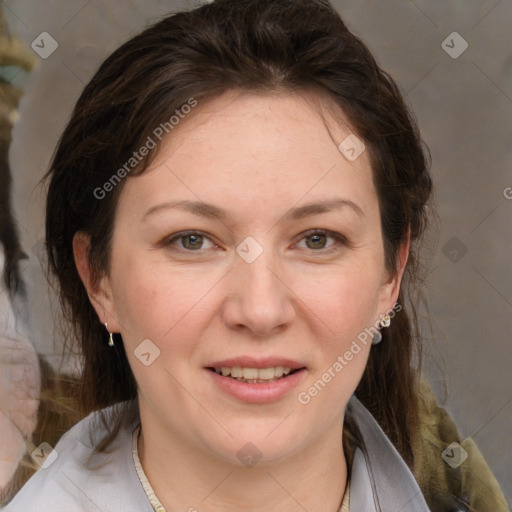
[221, 247, 295, 337]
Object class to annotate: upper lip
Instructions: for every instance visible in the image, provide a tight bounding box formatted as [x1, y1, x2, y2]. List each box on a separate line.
[205, 357, 306, 370]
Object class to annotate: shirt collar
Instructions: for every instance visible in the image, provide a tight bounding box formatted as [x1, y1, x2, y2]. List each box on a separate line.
[346, 395, 431, 511]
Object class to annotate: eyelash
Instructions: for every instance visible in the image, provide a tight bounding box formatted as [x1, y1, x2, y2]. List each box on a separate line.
[163, 229, 348, 254]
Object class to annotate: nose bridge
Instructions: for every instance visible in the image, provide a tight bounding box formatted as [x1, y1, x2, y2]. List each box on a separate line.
[224, 238, 294, 334]
[237, 240, 282, 303]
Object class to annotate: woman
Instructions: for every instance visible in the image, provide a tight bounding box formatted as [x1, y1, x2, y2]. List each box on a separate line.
[3, 0, 508, 510]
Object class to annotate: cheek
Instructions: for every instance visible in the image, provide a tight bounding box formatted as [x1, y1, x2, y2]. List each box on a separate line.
[109, 252, 218, 349]
[286, 260, 382, 397]
[292, 259, 382, 333]
[109, 262, 211, 396]
[292, 267, 379, 408]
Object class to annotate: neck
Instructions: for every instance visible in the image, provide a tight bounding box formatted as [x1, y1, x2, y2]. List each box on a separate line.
[137, 405, 347, 512]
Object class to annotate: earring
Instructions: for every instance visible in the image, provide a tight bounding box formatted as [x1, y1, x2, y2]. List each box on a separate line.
[372, 315, 392, 345]
[380, 315, 391, 328]
[372, 331, 382, 345]
[105, 322, 114, 347]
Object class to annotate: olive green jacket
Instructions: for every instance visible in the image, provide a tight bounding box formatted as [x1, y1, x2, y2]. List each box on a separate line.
[413, 379, 509, 511]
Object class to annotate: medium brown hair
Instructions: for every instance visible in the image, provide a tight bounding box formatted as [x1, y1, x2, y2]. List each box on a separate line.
[45, 0, 433, 467]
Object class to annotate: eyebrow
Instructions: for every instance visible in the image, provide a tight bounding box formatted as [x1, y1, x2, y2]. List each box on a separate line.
[142, 198, 364, 222]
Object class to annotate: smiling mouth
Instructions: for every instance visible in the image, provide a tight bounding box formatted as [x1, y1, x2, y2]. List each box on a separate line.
[206, 367, 305, 384]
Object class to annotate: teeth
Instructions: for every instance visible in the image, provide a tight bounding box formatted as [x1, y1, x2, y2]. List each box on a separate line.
[243, 368, 258, 379]
[256, 367, 275, 379]
[274, 367, 285, 378]
[214, 366, 294, 380]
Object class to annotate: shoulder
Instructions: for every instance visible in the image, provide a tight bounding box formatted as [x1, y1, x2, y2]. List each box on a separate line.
[2, 400, 151, 512]
[413, 378, 509, 511]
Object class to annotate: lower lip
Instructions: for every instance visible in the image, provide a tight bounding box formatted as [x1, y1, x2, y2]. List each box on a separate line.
[205, 368, 307, 403]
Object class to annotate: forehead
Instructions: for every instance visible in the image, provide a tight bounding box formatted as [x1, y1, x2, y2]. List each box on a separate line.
[159, 89, 365, 166]
[118, 90, 377, 223]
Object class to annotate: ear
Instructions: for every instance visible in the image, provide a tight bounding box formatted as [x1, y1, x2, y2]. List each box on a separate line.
[72, 231, 121, 332]
[376, 226, 410, 317]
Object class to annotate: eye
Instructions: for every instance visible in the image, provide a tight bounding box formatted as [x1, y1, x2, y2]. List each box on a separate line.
[163, 229, 347, 253]
[295, 229, 347, 251]
[165, 231, 216, 251]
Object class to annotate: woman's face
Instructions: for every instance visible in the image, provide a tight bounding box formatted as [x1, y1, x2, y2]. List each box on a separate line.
[82, 90, 406, 465]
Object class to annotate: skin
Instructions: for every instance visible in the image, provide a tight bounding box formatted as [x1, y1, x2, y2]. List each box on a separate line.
[74, 89, 409, 512]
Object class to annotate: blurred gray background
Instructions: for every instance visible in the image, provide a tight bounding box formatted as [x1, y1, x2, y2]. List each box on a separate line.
[3, 0, 511, 502]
